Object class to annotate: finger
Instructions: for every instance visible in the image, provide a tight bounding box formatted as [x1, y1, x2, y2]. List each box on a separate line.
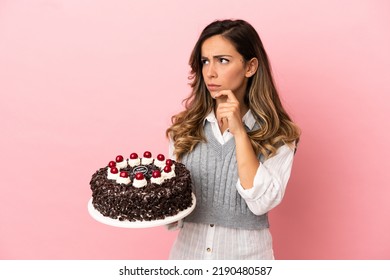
[217, 111, 234, 127]
[216, 104, 240, 117]
[217, 102, 239, 110]
[213, 90, 238, 103]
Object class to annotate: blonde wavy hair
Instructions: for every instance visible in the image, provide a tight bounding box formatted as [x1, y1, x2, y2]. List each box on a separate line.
[166, 19, 300, 161]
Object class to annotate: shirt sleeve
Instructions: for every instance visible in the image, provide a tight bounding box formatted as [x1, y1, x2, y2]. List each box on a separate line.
[236, 143, 296, 216]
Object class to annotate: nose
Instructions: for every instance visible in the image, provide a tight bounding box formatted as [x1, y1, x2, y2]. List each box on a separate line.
[205, 62, 217, 79]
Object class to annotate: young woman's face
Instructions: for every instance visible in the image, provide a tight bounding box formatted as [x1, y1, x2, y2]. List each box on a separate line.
[201, 35, 249, 100]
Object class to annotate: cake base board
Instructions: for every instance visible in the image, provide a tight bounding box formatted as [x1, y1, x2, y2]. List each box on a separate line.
[87, 193, 196, 228]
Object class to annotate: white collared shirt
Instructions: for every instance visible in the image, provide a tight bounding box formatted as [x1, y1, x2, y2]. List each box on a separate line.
[168, 110, 295, 259]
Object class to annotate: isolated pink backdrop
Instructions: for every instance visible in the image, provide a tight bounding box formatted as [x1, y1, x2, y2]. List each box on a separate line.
[1, 0, 389, 259]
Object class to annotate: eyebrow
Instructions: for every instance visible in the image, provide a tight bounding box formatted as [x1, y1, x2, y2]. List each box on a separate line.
[201, 55, 233, 60]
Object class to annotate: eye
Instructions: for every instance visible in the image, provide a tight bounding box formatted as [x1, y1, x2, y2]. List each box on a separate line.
[219, 58, 229, 64]
[201, 59, 209, 65]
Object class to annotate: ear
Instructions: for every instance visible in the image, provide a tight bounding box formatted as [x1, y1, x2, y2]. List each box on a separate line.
[245, 58, 259, 78]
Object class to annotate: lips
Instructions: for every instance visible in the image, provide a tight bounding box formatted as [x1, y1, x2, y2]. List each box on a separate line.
[207, 84, 221, 91]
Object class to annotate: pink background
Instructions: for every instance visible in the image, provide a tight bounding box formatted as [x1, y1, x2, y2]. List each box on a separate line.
[1, 0, 389, 259]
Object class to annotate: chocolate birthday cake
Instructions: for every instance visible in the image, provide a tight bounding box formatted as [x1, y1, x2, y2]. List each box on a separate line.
[89, 151, 193, 222]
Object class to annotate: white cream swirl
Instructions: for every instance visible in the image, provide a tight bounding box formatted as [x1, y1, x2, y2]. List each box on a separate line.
[107, 167, 119, 180]
[116, 160, 128, 169]
[162, 169, 175, 180]
[133, 178, 147, 188]
[151, 176, 164, 185]
[128, 158, 140, 167]
[141, 157, 153, 165]
[154, 159, 165, 168]
[116, 176, 130, 185]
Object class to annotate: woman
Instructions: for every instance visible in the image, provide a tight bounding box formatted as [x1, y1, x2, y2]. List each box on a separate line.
[166, 19, 300, 259]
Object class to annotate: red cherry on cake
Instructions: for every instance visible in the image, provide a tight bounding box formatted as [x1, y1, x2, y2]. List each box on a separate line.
[115, 155, 124, 162]
[135, 172, 145, 180]
[120, 171, 129, 178]
[108, 161, 116, 168]
[143, 151, 152, 158]
[165, 159, 173, 166]
[152, 170, 161, 178]
[130, 153, 138, 159]
[157, 154, 165, 161]
[110, 167, 119, 174]
[163, 165, 172, 173]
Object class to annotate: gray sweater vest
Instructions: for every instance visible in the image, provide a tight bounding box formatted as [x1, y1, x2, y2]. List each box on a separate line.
[182, 121, 269, 230]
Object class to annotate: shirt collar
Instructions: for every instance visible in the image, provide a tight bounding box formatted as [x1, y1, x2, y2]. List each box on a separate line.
[204, 109, 256, 130]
